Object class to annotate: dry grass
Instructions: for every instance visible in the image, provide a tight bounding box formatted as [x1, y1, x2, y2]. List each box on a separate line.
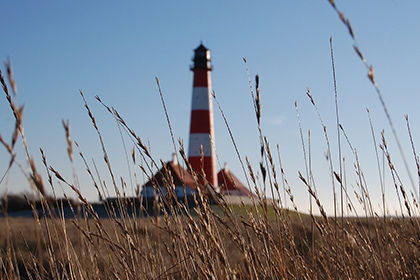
[1, 2, 420, 279]
[1, 212, 419, 279]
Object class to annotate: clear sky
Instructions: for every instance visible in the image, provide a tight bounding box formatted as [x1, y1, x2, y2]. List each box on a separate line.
[1, 1, 419, 216]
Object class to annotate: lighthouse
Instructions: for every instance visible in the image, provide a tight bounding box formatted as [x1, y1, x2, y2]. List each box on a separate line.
[188, 43, 218, 189]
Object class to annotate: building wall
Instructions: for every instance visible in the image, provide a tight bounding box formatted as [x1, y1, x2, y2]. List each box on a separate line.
[141, 185, 197, 198]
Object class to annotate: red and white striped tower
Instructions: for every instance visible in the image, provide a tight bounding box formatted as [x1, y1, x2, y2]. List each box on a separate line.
[188, 43, 218, 189]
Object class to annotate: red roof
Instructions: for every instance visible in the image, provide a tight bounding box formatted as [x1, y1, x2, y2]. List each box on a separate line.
[144, 161, 197, 189]
[143, 159, 254, 199]
[217, 165, 254, 197]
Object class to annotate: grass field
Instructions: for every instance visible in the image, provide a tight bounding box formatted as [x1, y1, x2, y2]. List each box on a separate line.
[1, 206, 419, 279]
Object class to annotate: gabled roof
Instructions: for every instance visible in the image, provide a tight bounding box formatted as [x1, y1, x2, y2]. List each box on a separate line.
[143, 158, 255, 200]
[217, 164, 254, 197]
[144, 160, 197, 189]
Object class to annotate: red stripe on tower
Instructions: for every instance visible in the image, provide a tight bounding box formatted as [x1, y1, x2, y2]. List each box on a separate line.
[188, 43, 218, 189]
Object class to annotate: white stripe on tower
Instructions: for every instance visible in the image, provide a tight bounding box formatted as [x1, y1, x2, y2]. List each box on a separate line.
[188, 43, 218, 189]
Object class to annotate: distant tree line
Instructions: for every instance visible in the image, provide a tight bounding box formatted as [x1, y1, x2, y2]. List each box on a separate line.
[0, 193, 76, 213]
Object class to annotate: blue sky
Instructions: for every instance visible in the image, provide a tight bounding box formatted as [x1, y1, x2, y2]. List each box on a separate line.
[1, 1, 419, 216]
